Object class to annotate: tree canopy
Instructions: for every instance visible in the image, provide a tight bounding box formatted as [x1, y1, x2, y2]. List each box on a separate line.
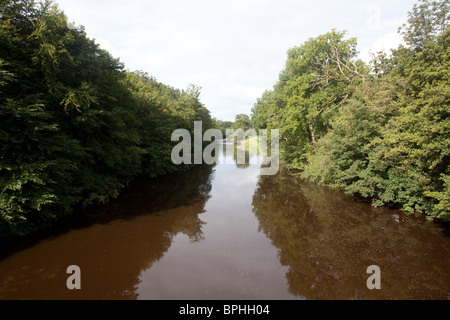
[253, 0, 450, 221]
[252, 29, 367, 167]
[0, 0, 213, 238]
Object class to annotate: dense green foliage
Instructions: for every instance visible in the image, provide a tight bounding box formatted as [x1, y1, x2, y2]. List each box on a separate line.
[252, 29, 368, 167]
[212, 118, 233, 138]
[0, 0, 212, 238]
[252, 0, 450, 221]
[231, 114, 251, 132]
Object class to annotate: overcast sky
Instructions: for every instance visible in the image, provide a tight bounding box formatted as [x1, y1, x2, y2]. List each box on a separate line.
[56, 0, 417, 121]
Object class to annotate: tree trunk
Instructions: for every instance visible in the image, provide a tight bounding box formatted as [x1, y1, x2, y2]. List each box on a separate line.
[309, 123, 317, 150]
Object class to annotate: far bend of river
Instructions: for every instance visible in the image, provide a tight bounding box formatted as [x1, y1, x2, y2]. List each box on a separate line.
[1, 142, 449, 300]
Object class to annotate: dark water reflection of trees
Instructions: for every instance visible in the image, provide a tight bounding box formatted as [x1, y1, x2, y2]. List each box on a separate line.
[0, 165, 214, 300]
[1, 161, 449, 300]
[252, 169, 450, 300]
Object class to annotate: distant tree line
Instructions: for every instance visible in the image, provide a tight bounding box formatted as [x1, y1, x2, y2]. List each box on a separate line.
[251, 0, 450, 221]
[212, 114, 252, 138]
[0, 0, 213, 238]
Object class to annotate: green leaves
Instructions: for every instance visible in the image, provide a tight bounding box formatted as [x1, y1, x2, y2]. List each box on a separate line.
[425, 174, 450, 220]
[232, 114, 251, 131]
[257, 1, 450, 221]
[60, 82, 98, 112]
[252, 29, 367, 168]
[303, 7, 450, 220]
[399, 0, 449, 51]
[0, 1, 213, 239]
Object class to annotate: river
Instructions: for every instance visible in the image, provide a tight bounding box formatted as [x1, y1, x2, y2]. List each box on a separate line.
[0, 142, 449, 300]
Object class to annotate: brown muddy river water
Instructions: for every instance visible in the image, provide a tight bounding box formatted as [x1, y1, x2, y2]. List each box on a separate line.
[0, 143, 449, 300]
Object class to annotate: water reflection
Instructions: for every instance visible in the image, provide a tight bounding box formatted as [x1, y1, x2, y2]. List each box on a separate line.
[217, 141, 253, 169]
[134, 142, 287, 300]
[0, 165, 214, 300]
[233, 145, 251, 169]
[252, 169, 450, 300]
[1, 143, 449, 300]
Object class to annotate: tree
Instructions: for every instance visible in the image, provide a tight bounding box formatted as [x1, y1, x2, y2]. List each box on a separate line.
[372, 27, 450, 218]
[252, 29, 368, 168]
[399, 0, 449, 51]
[232, 114, 251, 131]
[0, 0, 213, 239]
[213, 119, 234, 138]
[303, 0, 450, 221]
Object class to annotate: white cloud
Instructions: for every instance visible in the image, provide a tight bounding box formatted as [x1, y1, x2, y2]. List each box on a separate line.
[96, 38, 117, 55]
[219, 84, 265, 106]
[56, 0, 417, 121]
[360, 31, 405, 63]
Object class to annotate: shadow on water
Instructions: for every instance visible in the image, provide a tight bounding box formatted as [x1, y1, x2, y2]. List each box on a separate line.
[1, 141, 449, 300]
[0, 165, 215, 300]
[232, 144, 251, 169]
[252, 169, 450, 300]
